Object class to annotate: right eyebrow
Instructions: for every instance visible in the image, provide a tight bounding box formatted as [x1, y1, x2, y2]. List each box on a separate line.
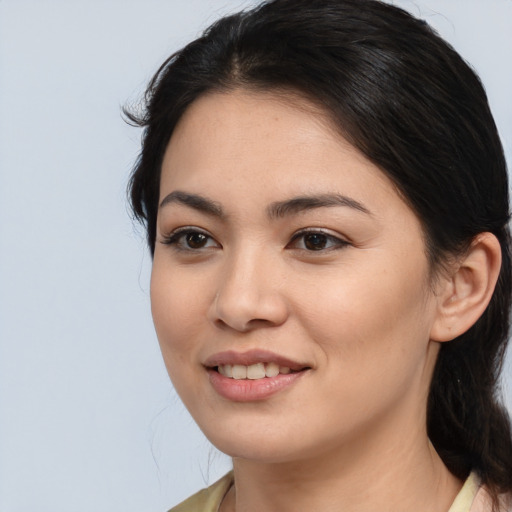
[159, 190, 225, 218]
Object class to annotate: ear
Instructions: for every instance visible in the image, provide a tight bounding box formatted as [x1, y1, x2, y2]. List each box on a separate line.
[430, 233, 502, 342]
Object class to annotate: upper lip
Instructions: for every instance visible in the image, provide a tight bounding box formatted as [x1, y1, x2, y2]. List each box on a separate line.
[203, 349, 310, 371]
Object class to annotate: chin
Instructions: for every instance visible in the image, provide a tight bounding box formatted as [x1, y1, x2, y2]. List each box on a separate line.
[199, 418, 335, 464]
[198, 419, 299, 461]
[212, 439, 303, 463]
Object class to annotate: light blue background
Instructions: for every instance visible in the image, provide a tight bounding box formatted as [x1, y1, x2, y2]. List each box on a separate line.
[0, 1, 511, 511]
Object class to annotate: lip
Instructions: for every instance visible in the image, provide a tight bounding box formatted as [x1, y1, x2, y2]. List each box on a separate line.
[204, 349, 311, 402]
[208, 369, 307, 401]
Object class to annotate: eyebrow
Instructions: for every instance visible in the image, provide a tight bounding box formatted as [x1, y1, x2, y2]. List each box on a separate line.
[159, 190, 371, 219]
[267, 193, 372, 218]
[159, 190, 224, 218]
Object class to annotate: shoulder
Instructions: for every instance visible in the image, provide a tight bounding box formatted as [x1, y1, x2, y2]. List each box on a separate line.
[450, 473, 512, 512]
[168, 472, 234, 512]
[471, 487, 512, 512]
[467, 475, 512, 512]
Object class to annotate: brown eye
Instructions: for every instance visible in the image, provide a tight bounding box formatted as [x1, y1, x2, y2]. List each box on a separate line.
[287, 230, 350, 252]
[185, 232, 208, 249]
[161, 228, 220, 251]
[303, 233, 328, 250]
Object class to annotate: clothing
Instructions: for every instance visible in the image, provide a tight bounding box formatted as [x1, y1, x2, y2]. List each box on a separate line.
[169, 472, 232, 512]
[168, 471, 511, 512]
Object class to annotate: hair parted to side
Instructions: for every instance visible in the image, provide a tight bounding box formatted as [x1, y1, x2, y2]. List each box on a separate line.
[125, 0, 512, 505]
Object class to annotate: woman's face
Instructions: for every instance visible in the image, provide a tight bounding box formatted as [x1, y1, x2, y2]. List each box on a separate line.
[151, 90, 442, 462]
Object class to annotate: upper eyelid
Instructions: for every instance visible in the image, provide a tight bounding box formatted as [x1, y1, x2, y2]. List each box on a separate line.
[171, 225, 210, 234]
[162, 225, 213, 238]
[290, 227, 350, 242]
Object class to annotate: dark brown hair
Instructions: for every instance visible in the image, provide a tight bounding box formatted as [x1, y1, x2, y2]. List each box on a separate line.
[126, 0, 512, 505]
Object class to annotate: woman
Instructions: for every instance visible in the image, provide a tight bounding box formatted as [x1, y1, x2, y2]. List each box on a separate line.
[126, 0, 512, 510]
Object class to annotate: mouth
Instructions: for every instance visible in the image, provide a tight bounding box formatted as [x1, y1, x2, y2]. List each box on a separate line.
[215, 362, 300, 380]
[204, 349, 311, 376]
[204, 350, 311, 401]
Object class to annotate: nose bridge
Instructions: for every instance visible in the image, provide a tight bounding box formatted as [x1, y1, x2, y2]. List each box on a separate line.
[225, 243, 261, 292]
[209, 242, 288, 331]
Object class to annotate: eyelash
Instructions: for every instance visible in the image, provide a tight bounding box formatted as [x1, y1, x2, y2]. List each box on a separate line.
[160, 227, 219, 251]
[160, 227, 350, 253]
[287, 229, 350, 252]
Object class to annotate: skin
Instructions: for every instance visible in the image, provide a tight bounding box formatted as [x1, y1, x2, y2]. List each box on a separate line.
[151, 90, 464, 511]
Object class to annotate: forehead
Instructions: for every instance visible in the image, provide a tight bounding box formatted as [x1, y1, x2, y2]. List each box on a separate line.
[160, 90, 395, 204]
[168, 89, 338, 155]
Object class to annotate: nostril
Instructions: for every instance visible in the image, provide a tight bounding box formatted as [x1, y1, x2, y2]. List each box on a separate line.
[213, 316, 279, 332]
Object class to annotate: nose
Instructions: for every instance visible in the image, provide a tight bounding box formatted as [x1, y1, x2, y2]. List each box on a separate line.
[207, 249, 289, 332]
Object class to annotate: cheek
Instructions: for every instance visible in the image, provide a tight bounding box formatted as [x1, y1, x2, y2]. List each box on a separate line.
[290, 269, 435, 437]
[295, 257, 433, 373]
[149, 262, 216, 414]
[150, 261, 210, 363]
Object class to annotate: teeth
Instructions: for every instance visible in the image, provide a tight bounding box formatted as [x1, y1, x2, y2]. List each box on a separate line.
[247, 363, 266, 380]
[265, 362, 279, 377]
[232, 364, 247, 380]
[217, 363, 294, 380]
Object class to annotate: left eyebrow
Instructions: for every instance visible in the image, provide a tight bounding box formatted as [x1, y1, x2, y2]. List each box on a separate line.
[267, 193, 372, 219]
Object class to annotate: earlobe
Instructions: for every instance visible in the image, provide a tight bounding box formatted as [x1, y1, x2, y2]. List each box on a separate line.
[430, 233, 502, 342]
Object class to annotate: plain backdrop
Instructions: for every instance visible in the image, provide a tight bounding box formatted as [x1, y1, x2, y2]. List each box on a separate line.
[0, 1, 511, 511]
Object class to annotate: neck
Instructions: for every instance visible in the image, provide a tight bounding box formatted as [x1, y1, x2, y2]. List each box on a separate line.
[221, 409, 461, 512]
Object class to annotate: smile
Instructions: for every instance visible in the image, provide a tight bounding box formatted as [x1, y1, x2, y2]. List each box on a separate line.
[205, 350, 311, 401]
[217, 362, 294, 380]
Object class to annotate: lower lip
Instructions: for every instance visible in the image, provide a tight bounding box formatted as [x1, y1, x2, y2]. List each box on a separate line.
[208, 369, 307, 402]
